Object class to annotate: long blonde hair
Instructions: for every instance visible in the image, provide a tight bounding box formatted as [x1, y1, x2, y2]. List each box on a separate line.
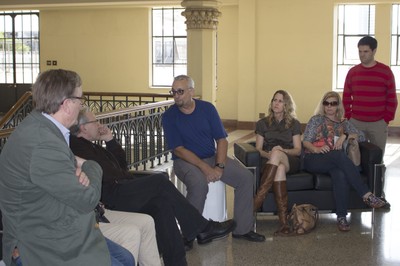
[314, 91, 345, 120]
[266, 90, 297, 129]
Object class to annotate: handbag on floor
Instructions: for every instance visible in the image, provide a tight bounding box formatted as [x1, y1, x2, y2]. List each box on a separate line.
[288, 204, 318, 235]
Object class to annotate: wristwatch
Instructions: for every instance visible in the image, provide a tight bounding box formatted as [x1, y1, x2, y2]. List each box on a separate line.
[215, 163, 225, 169]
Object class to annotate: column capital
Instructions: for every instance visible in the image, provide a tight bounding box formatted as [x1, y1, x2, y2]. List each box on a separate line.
[181, 0, 220, 8]
[181, 0, 221, 30]
[181, 7, 221, 30]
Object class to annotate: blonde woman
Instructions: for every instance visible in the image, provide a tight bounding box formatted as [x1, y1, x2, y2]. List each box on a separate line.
[253, 90, 302, 236]
[302, 91, 387, 232]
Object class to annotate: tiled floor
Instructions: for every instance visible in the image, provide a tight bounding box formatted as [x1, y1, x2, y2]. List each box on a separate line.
[184, 131, 400, 266]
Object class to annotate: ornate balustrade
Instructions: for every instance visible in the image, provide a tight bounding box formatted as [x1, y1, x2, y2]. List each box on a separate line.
[85, 91, 173, 113]
[0, 91, 173, 130]
[0, 92, 176, 171]
[95, 100, 174, 170]
[0, 92, 34, 130]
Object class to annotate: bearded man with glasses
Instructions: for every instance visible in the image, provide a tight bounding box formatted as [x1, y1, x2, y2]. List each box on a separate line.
[162, 75, 265, 243]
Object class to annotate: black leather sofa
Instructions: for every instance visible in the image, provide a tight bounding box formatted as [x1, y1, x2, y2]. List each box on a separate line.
[233, 141, 385, 213]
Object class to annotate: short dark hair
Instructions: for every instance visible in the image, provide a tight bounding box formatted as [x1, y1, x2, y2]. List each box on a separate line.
[358, 36, 378, 51]
[32, 69, 82, 114]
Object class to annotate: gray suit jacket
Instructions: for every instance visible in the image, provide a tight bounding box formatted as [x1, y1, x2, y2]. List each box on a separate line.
[0, 110, 110, 266]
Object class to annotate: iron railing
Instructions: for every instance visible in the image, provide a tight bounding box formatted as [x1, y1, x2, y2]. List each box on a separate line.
[85, 92, 173, 113]
[0, 91, 174, 130]
[0, 92, 176, 171]
[95, 100, 174, 170]
[0, 92, 34, 130]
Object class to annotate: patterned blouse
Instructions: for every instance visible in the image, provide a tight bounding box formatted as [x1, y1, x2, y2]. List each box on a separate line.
[303, 115, 366, 151]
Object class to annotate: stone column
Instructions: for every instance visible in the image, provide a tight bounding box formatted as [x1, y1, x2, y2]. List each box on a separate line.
[181, 0, 221, 104]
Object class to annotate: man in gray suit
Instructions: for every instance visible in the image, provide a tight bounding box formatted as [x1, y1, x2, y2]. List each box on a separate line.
[0, 69, 131, 266]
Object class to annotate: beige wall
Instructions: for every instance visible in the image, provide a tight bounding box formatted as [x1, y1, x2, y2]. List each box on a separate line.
[3, 0, 399, 126]
[40, 7, 168, 94]
[216, 5, 239, 120]
[255, 0, 334, 124]
[216, 0, 400, 126]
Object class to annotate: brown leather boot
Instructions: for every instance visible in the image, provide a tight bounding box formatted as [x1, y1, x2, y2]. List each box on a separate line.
[273, 181, 291, 236]
[253, 164, 278, 211]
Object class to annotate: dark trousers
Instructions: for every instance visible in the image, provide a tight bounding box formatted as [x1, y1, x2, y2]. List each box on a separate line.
[304, 150, 369, 217]
[102, 173, 208, 266]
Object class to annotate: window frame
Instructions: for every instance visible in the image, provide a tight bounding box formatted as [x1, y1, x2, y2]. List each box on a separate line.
[0, 10, 40, 85]
[151, 7, 187, 88]
[334, 4, 375, 91]
[390, 4, 400, 91]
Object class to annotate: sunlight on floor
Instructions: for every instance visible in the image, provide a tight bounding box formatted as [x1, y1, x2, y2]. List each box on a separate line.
[384, 143, 400, 165]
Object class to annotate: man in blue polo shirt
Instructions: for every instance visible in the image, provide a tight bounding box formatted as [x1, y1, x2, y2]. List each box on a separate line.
[162, 75, 265, 243]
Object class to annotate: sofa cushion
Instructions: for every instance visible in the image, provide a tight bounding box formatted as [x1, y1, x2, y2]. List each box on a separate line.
[314, 172, 370, 191]
[286, 171, 314, 191]
[314, 173, 332, 190]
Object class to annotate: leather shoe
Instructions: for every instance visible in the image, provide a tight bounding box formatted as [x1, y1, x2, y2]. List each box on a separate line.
[197, 219, 236, 245]
[337, 217, 350, 232]
[232, 231, 265, 242]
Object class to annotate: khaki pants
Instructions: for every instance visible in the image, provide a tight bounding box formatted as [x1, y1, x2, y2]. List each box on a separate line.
[350, 118, 387, 158]
[100, 209, 161, 266]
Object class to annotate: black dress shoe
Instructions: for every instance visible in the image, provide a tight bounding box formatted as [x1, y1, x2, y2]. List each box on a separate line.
[232, 231, 265, 242]
[197, 219, 236, 245]
[183, 238, 194, 251]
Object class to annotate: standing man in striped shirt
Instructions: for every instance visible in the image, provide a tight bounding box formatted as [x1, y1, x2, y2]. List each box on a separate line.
[343, 36, 398, 156]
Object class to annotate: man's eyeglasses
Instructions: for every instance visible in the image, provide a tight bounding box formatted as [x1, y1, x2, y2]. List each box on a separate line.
[322, 101, 339, 107]
[82, 120, 98, 125]
[65, 96, 87, 105]
[169, 89, 186, 96]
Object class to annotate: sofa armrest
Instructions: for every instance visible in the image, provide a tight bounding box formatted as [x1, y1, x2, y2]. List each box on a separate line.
[233, 142, 261, 178]
[359, 141, 384, 196]
[233, 143, 260, 167]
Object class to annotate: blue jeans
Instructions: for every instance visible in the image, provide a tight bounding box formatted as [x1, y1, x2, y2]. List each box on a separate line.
[12, 238, 134, 266]
[106, 237, 135, 266]
[303, 150, 370, 218]
[13, 256, 23, 266]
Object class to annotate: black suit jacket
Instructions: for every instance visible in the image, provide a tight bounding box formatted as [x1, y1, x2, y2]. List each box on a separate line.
[70, 136, 131, 188]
